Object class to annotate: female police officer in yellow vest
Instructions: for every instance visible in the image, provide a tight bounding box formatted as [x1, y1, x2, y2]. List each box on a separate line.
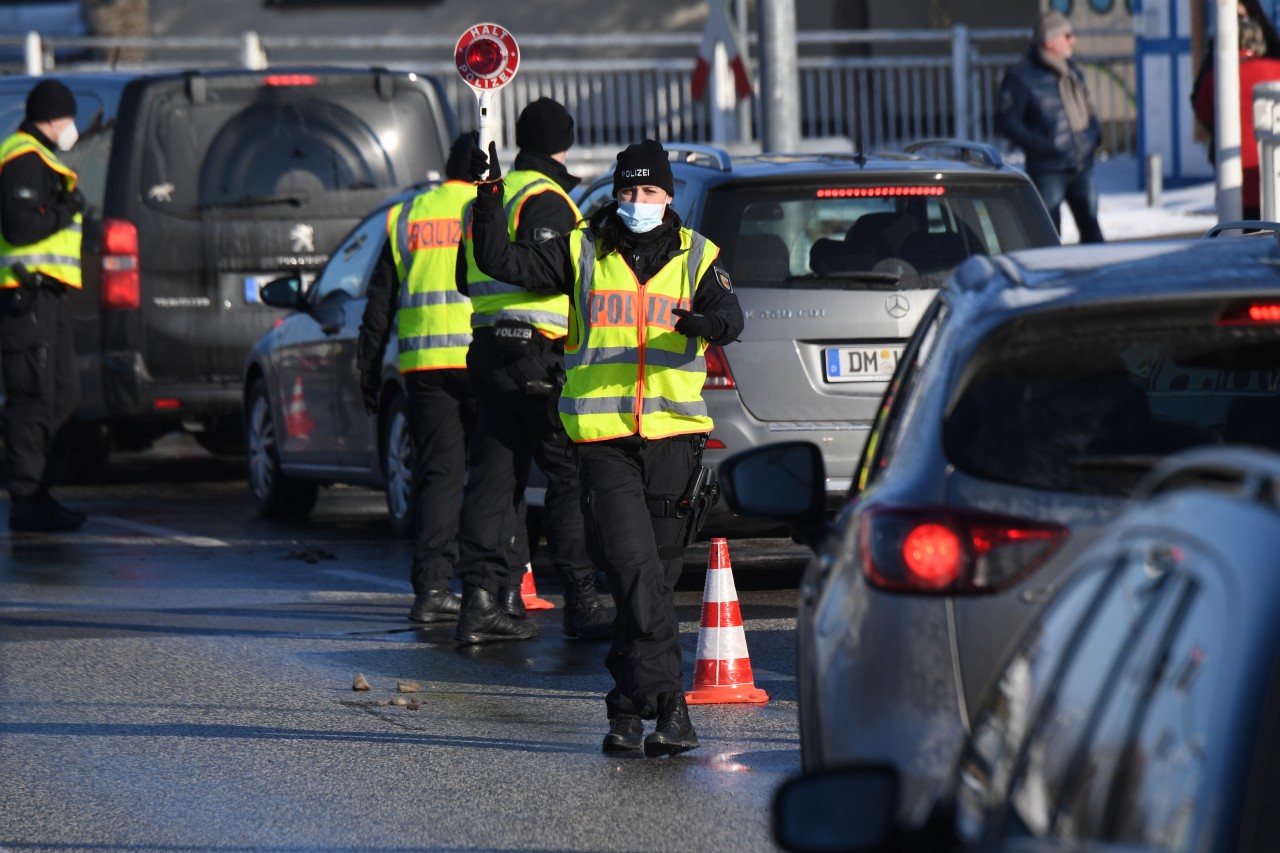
[0, 79, 86, 533]
[467, 138, 744, 756]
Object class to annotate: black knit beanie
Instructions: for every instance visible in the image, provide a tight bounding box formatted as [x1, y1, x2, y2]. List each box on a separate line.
[612, 139, 674, 197]
[26, 79, 76, 122]
[515, 98, 575, 155]
[444, 131, 477, 181]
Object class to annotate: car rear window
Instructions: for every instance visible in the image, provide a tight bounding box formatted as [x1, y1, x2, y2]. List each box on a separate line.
[700, 179, 1055, 290]
[943, 299, 1280, 496]
[139, 76, 446, 220]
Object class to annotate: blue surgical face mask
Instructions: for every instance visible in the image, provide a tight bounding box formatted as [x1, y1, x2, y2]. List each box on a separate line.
[616, 201, 666, 234]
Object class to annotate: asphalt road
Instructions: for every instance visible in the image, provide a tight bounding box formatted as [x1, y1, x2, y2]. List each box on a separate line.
[0, 436, 807, 852]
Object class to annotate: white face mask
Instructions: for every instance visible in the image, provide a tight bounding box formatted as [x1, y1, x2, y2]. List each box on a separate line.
[55, 121, 78, 152]
[616, 201, 666, 234]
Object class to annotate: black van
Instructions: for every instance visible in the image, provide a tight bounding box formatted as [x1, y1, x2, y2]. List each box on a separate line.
[0, 67, 456, 475]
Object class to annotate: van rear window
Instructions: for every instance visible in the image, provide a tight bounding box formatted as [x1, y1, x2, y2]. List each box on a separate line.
[140, 80, 445, 220]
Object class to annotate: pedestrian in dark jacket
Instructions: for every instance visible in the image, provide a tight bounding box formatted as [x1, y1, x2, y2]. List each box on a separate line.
[467, 137, 745, 757]
[996, 11, 1105, 243]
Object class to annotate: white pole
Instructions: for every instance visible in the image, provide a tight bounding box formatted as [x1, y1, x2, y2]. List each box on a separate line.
[24, 31, 43, 76]
[1215, 0, 1243, 221]
[475, 90, 496, 162]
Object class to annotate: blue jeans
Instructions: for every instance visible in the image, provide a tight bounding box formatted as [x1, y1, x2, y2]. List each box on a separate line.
[1029, 165, 1105, 244]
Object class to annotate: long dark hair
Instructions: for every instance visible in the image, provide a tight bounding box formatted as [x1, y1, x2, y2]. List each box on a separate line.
[586, 200, 682, 260]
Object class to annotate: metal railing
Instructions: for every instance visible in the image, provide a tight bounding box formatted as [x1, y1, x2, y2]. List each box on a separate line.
[3, 26, 1138, 163]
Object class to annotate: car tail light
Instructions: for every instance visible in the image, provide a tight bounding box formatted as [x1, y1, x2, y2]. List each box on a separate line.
[704, 345, 736, 390]
[706, 437, 727, 449]
[101, 218, 140, 310]
[860, 506, 1068, 594]
[263, 74, 317, 86]
[815, 186, 945, 198]
[1217, 300, 1280, 325]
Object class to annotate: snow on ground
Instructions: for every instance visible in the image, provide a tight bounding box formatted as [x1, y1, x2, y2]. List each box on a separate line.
[1055, 156, 1219, 244]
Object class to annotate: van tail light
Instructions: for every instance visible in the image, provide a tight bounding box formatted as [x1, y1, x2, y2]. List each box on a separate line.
[859, 506, 1068, 594]
[704, 345, 736, 390]
[101, 217, 140, 310]
[1218, 300, 1280, 325]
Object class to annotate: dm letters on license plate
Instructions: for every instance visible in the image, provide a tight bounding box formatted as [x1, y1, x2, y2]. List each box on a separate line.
[825, 345, 901, 382]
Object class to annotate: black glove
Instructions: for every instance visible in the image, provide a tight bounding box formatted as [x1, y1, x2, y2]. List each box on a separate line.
[59, 186, 85, 215]
[468, 138, 503, 187]
[359, 371, 379, 416]
[672, 308, 717, 340]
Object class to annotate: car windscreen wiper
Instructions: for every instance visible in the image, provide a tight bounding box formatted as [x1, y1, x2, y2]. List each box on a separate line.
[201, 192, 310, 211]
[1066, 454, 1162, 472]
[787, 271, 904, 288]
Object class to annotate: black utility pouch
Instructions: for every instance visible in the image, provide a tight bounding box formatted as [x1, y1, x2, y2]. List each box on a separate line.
[493, 318, 538, 356]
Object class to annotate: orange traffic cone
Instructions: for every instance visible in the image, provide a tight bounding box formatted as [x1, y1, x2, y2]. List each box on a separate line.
[685, 538, 769, 705]
[284, 375, 314, 439]
[519, 562, 554, 610]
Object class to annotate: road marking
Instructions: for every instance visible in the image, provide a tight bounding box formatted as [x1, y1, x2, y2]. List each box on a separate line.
[92, 516, 229, 548]
[321, 568, 410, 592]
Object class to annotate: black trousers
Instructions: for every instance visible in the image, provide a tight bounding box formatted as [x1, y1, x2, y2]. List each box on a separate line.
[0, 284, 79, 499]
[576, 434, 700, 718]
[456, 329, 591, 596]
[405, 367, 527, 593]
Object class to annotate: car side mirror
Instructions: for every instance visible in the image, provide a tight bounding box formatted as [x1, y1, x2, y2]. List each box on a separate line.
[259, 274, 306, 310]
[773, 766, 901, 853]
[719, 441, 829, 545]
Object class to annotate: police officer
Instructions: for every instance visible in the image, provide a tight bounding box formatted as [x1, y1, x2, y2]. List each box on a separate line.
[467, 138, 744, 756]
[357, 132, 530, 627]
[453, 99, 613, 644]
[0, 79, 86, 533]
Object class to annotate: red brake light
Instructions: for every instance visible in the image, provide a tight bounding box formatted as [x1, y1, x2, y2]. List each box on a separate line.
[101, 217, 140, 310]
[464, 40, 504, 76]
[704, 345, 736, 390]
[901, 523, 962, 587]
[815, 186, 945, 198]
[153, 398, 181, 411]
[860, 506, 1068, 595]
[263, 74, 317, 86]
[1218, 300, 1280, 325]
[706, 437, 727, 449]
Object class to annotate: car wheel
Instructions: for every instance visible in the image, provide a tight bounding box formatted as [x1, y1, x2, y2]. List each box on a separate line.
[194, 417, 246, 457]
[382, 392, 415, 538]
[245, 379, 319, 518]
[46, 421, 111, 485]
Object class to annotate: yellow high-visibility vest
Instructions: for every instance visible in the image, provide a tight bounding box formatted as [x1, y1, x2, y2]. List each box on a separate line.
[461, 169, 579, 337]
[0, 131, 81, 289]
[559, 226, 719, 442]
[388, 180, 474, 371]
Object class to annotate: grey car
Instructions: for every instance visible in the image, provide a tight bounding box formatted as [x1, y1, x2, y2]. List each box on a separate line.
[721, 226, 1280, 825]
[774, 446, 1280, 853]
[574, 141, 1059, 533]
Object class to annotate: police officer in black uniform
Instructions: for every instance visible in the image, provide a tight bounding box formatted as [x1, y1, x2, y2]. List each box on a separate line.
[1, 79, 86, 532]
[452, 99, 613, 644]
[467, 138, 744, 756]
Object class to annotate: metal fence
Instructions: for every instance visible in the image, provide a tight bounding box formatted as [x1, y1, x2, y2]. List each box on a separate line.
[6, 26, 1137, 162]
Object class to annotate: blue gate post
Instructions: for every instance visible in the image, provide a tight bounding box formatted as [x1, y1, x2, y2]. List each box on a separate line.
[1135, 0, 1213, 188]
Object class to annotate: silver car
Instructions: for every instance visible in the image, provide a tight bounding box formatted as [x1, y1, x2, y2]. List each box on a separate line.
[575, 142, 1059, 533]
[721, 228, 1280, 825]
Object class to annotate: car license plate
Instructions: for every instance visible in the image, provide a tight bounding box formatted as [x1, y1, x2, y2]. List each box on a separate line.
[824, 344, 902, 383]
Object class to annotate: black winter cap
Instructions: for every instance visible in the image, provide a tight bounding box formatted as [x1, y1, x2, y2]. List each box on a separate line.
[612, 139, 674, 197]
[26, 79, 76, 122]
[444, 131, 477, 181]
[515, 98, 575, 155]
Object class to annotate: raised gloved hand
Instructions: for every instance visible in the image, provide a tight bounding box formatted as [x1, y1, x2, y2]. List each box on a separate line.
[360, 371, 379, 416]
[672, 308, 717, 340]
[468, 137, 503, 190]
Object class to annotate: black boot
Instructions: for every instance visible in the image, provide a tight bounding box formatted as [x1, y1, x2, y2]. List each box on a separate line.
[644, 691, 699, 757]
[602, 715, 644, 753]
[408, 589, 461, 623]
[499, 582, 527, 619]
[563, 573, 613, 640]
[455, 585, 538, 644]
[9, 491, 85, 533]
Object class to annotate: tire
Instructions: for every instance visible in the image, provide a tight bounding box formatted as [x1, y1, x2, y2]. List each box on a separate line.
[47, 422, 112, 485]
[245, 379, 319, 518]
[194, 418, 246, 457]
[382, 392, 415, 538]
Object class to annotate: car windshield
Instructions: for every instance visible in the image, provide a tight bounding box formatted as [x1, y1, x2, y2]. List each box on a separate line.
[700, 178, 1055, 290]
[943, 299, 1280, 496]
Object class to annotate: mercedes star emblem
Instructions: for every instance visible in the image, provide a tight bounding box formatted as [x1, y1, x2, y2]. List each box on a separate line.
[886, 293, 910, 319]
